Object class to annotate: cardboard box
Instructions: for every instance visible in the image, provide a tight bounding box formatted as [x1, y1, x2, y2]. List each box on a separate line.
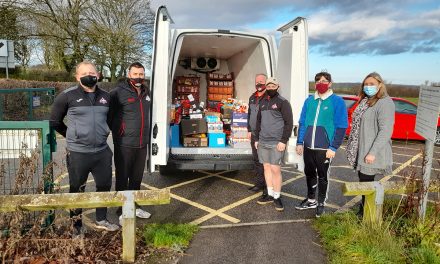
[180, 119, 208, 135]
[208, 133, 226, 147]
[170, 124, 181, 147]
[229, 138, 251, 148]
[183, 136, 208, 147]
[232, 112, 248, 127]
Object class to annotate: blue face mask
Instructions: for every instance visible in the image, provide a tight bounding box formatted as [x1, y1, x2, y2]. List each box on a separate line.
[363, 85, 378, 97]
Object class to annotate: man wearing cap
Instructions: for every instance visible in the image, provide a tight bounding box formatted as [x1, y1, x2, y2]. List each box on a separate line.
[255, 77, 293, 211]
[247, 73, 267, 193]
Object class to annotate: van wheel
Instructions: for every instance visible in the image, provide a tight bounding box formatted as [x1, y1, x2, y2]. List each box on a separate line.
[159, 165, 178, 175]
[435, 127, 440, 147]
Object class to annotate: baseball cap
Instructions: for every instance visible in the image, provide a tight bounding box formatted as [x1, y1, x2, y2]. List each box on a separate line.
[266, 77, 279, 86]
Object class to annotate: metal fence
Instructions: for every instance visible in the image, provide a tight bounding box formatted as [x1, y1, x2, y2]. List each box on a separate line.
[0, 88, 56, 121]
[0, 121, 56, 228]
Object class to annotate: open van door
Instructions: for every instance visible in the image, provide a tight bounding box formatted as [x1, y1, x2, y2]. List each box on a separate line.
[149, 6, 173, 173]
[275, 17, 308, 170]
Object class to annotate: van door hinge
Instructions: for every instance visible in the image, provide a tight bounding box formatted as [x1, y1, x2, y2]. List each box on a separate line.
[152, 143, 158, 156]
[153, 124, 158, 139]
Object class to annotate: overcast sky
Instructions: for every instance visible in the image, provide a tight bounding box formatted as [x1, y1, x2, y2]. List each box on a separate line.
[151, 0, 440, 85]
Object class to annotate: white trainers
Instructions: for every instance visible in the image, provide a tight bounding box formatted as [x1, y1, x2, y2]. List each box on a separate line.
[136, 208, 152, 219]
[95, 220, 119, 231]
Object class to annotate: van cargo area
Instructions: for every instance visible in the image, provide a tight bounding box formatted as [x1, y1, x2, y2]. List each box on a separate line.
[165, 32, 275, 170]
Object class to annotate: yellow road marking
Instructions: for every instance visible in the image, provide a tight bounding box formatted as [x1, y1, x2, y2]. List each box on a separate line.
[167, 175, 215, 189]
[282, 175, 305, 186]
[141, 183, 240, 224]
[214, 175, 254, 186]
[190, 192, 261, 225]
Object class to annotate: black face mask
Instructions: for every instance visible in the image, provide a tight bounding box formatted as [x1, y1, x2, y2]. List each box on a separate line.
[80, 75, 98, 88]
[266, 89, 278, 98]
[255, 83, 266, 92]
[130, 78, 144, 87]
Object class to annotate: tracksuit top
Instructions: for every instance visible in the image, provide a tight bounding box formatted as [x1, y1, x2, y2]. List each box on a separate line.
[247, 91, 266, 137]
[297, 90, 348, 151]
[50, 85, 110, 153]
[255, 93, 293, 145]
[108, 79, 151, 148]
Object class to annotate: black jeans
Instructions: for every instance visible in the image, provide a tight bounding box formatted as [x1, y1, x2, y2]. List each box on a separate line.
[303, 147, 331, 204]
[67, 147, 113, 226]
[251, 136, 265, 188]
[114, 145, 148, 215]
[358, 171, 376, 213]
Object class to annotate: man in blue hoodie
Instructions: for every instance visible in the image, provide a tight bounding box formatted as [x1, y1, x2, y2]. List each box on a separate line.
[295, 72, 348, 217]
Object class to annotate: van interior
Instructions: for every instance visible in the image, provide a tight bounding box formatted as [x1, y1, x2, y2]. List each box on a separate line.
[170, 33, 273, 155]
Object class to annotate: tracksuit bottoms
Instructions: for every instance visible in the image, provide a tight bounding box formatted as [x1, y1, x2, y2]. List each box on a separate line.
[67, 147, 113, 227]
[303, 147, 332, 204]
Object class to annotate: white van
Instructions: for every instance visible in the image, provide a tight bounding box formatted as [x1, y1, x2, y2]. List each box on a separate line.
[149, 6, 308, 173]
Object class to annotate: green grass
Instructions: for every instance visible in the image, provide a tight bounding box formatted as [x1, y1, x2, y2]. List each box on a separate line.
[314, 199, 440, 264]
[403, 97, 419, 105]
[142, 223, 198, 249]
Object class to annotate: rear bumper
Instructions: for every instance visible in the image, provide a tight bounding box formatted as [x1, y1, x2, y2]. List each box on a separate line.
[165, 154, 254, 171]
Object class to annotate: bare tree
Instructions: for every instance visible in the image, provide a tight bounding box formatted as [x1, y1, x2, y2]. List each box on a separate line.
[15, 0, 91, 73]
[86, 0, 154, 81]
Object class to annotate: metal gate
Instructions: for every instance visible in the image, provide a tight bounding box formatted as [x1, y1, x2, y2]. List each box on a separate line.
[0, 88, 56, 121]
[0, 121, 56, 228]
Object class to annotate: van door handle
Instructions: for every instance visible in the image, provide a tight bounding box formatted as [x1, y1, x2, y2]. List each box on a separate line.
[153, 124, 158, 139]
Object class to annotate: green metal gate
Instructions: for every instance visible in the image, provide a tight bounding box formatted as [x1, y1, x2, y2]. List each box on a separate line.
[0, 88, 56, 121]
[0, 121, 56, 228]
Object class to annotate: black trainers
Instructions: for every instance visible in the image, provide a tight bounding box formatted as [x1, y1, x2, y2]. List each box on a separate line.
[316, 203, 325, 218]
[257, 194, 274, 205]
[273, 197, 284, 212]
[295, 198, 317, 210]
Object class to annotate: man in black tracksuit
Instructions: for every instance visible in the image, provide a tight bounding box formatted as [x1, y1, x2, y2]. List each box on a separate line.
[108, 62, 151, 221]
[50, 61, 119, 234]
[247, 74, 267, 192]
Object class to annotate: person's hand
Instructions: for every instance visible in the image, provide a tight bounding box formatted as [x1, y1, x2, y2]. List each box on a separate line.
[326, 149, 336, 159]
[247, 132, 252, 140]
[255, 141, 259, 149]
[365, 154, 375, 164]
[277, 142, 286, 152]
[296, 145, 304, 156]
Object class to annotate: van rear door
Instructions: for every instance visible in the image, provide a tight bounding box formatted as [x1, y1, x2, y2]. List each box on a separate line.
[149, 6, 173, 172]
[275, 17, 308, 168]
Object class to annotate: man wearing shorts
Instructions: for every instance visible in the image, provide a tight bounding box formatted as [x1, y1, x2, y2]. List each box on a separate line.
[255, 77, 293, 211]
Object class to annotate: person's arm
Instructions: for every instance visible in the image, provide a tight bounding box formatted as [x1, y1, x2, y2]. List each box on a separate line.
[247, 95, 252, 131]
[280, 100, 293, 144]
[107, 89, 118, 128]
[368, 98, 395, 156]
[49, 92, 68, 137]
[255, 105, 262, 141]
[296, 98, 309, 145]
[329, 96, 349, 151]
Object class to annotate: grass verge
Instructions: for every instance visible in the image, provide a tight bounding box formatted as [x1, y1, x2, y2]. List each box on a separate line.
[314, 200, 440, 264]
[142, 223, 198, 251]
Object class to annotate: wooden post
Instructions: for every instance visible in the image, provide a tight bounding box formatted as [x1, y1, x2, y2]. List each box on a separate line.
[122, 191, 136, 263]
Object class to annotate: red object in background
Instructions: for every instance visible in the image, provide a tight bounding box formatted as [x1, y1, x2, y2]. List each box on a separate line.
[343, 95, 440, 141]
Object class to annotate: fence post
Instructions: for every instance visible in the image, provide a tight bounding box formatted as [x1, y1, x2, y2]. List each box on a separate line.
[363, 182, 384, 224]
[122, 191, 136, 263]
